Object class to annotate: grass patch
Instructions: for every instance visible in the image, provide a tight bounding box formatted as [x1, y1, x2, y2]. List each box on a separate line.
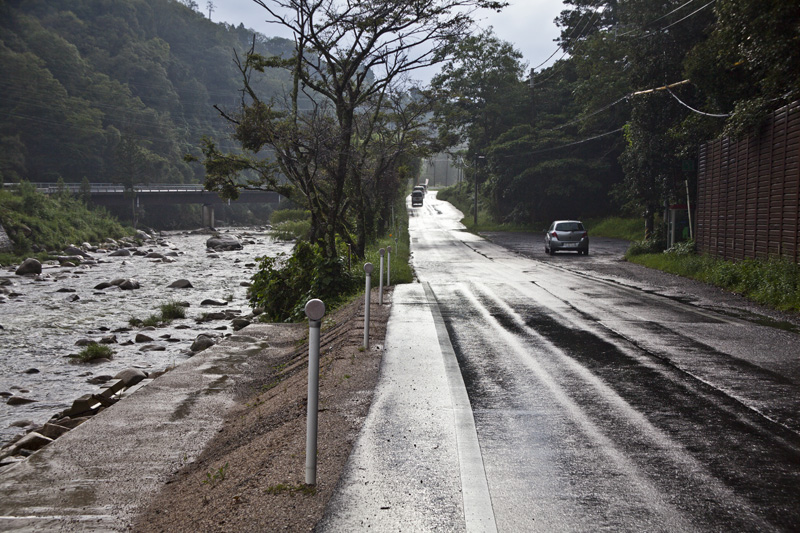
[627, 248, 800, 312]
[584, 217, 643, 241]
[159, 300, 187, 321]
[71, 342, 113, 362]
[270, 209, 311, 241]
[265, 483, 317, 496]
[130, 300, 186, 327]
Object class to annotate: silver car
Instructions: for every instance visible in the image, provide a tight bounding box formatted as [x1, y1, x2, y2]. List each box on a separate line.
[545, 220, 589, 255]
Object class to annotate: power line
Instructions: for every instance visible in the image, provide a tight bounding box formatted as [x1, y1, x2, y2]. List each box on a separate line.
[616, 0, 703, 37]
[666, 87, 730, 117]
[528, 127, 624, 156]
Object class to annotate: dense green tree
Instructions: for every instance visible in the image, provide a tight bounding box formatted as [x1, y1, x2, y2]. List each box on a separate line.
[200, 0, 507, 258]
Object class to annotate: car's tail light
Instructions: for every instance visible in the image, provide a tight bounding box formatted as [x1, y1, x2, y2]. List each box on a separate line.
[551, 231, 558, 239]
[581, 231, 588, 238]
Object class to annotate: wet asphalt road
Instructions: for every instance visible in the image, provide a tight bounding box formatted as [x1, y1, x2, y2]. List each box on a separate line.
[410, 193, 800, 531]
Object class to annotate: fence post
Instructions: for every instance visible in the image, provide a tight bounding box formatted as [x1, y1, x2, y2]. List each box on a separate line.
[363, 263, 373, 349]
[387, 245, 392, 287]
[378, 248, 385, 305]
[304, 298, 325, 486]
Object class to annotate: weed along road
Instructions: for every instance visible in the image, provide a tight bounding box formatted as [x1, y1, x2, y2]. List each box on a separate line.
[406, 192, 800, 531]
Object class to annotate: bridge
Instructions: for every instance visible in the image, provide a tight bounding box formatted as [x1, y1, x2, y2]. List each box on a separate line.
[5, 183, 283, 227]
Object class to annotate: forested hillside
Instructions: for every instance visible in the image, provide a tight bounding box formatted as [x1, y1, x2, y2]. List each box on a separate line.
[0, 0, 294, 185]
[432, 0, 800, 231]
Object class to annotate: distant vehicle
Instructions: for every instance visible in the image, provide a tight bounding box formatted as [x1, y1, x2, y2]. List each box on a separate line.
[413, 185, 426, 196]
[411, 189, 424, 207]
[545, 220, 589, 255]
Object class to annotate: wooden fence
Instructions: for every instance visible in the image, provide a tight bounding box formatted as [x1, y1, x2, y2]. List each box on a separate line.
[696, 100, 800, 263]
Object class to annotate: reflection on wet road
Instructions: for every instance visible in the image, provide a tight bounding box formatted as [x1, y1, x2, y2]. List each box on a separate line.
[410, 193, 800, 531]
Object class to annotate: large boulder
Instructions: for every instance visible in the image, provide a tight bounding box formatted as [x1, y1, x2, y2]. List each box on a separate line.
[168, 279, 193, 289]
[63, 246, 91, 258]
[206, 235, 243, 251]
[15, 258, 42, 276]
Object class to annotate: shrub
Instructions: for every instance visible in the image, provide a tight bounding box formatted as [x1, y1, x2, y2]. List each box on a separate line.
[248, 241, 356, 322]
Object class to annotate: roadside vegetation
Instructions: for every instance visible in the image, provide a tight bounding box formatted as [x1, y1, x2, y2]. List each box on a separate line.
[251, 195, 412, 322]
[0, 182, 131, 266]
[627, 242, 800, 313]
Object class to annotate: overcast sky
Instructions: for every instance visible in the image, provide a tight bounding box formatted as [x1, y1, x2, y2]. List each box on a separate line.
[210, 0, 567, 83]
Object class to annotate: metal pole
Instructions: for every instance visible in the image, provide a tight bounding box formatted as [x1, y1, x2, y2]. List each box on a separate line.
[378, 248, 385, 305]
[387, 246, 392, 287]
[685, 179, 693, 240]
[363, 263, 373, 349]
[304, 298, 325, 486]
[474, 156, 478, 227]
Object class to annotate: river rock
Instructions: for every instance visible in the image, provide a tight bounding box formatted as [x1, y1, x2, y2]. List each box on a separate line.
[114, 368, 147, 387]
[145, 252, 166, 259]
[23, 368, 39, 374]
[39, 422, 71, 440]
[64, 246, 91, 258]
[201, 299, 227, 306]
[118, 279, 140, 290]
[66, 294, 80, 302]
[168, 279, 193, 289]
[15, 258, 42, 276]
[191, 334, 216, 352]
[99, 335, 117, 344]
[231, 318, 251, 331]
[140, 344, 166, 352]
[13, 432, 52, 452]
[6, 396, 37, 406]
[109, 249, 131, 257]
[135, 230, 152, 240]
[206, 235, 243, 251]
[135, 333, 154, 343]
[87, 375, 113, 384]
[9, 420, 33, 427]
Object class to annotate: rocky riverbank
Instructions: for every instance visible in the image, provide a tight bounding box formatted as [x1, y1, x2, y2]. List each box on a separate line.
[0, 227, 292, 450]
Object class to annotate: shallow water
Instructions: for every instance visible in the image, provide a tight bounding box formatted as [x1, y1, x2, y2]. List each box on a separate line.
[0, 228, 291, 448]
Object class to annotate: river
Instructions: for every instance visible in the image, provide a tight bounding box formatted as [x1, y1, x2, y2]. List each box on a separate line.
[0, 228, 292, 448]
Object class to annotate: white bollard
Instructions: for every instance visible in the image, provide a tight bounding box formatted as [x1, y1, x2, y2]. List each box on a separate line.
[387, 245, 392, 287]
[363, 263, 373, 349]
[378, 248, 385, 305]
[304, 298, 325, 486]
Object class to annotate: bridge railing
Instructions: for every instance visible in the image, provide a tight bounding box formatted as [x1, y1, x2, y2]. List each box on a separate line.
[2, 183, 210, 194]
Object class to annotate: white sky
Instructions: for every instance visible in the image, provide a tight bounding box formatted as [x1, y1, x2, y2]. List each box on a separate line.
[210, 0, 566, 84]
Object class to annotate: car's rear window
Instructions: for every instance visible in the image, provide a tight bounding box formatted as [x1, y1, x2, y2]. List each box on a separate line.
[556, 222, 584, 231]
